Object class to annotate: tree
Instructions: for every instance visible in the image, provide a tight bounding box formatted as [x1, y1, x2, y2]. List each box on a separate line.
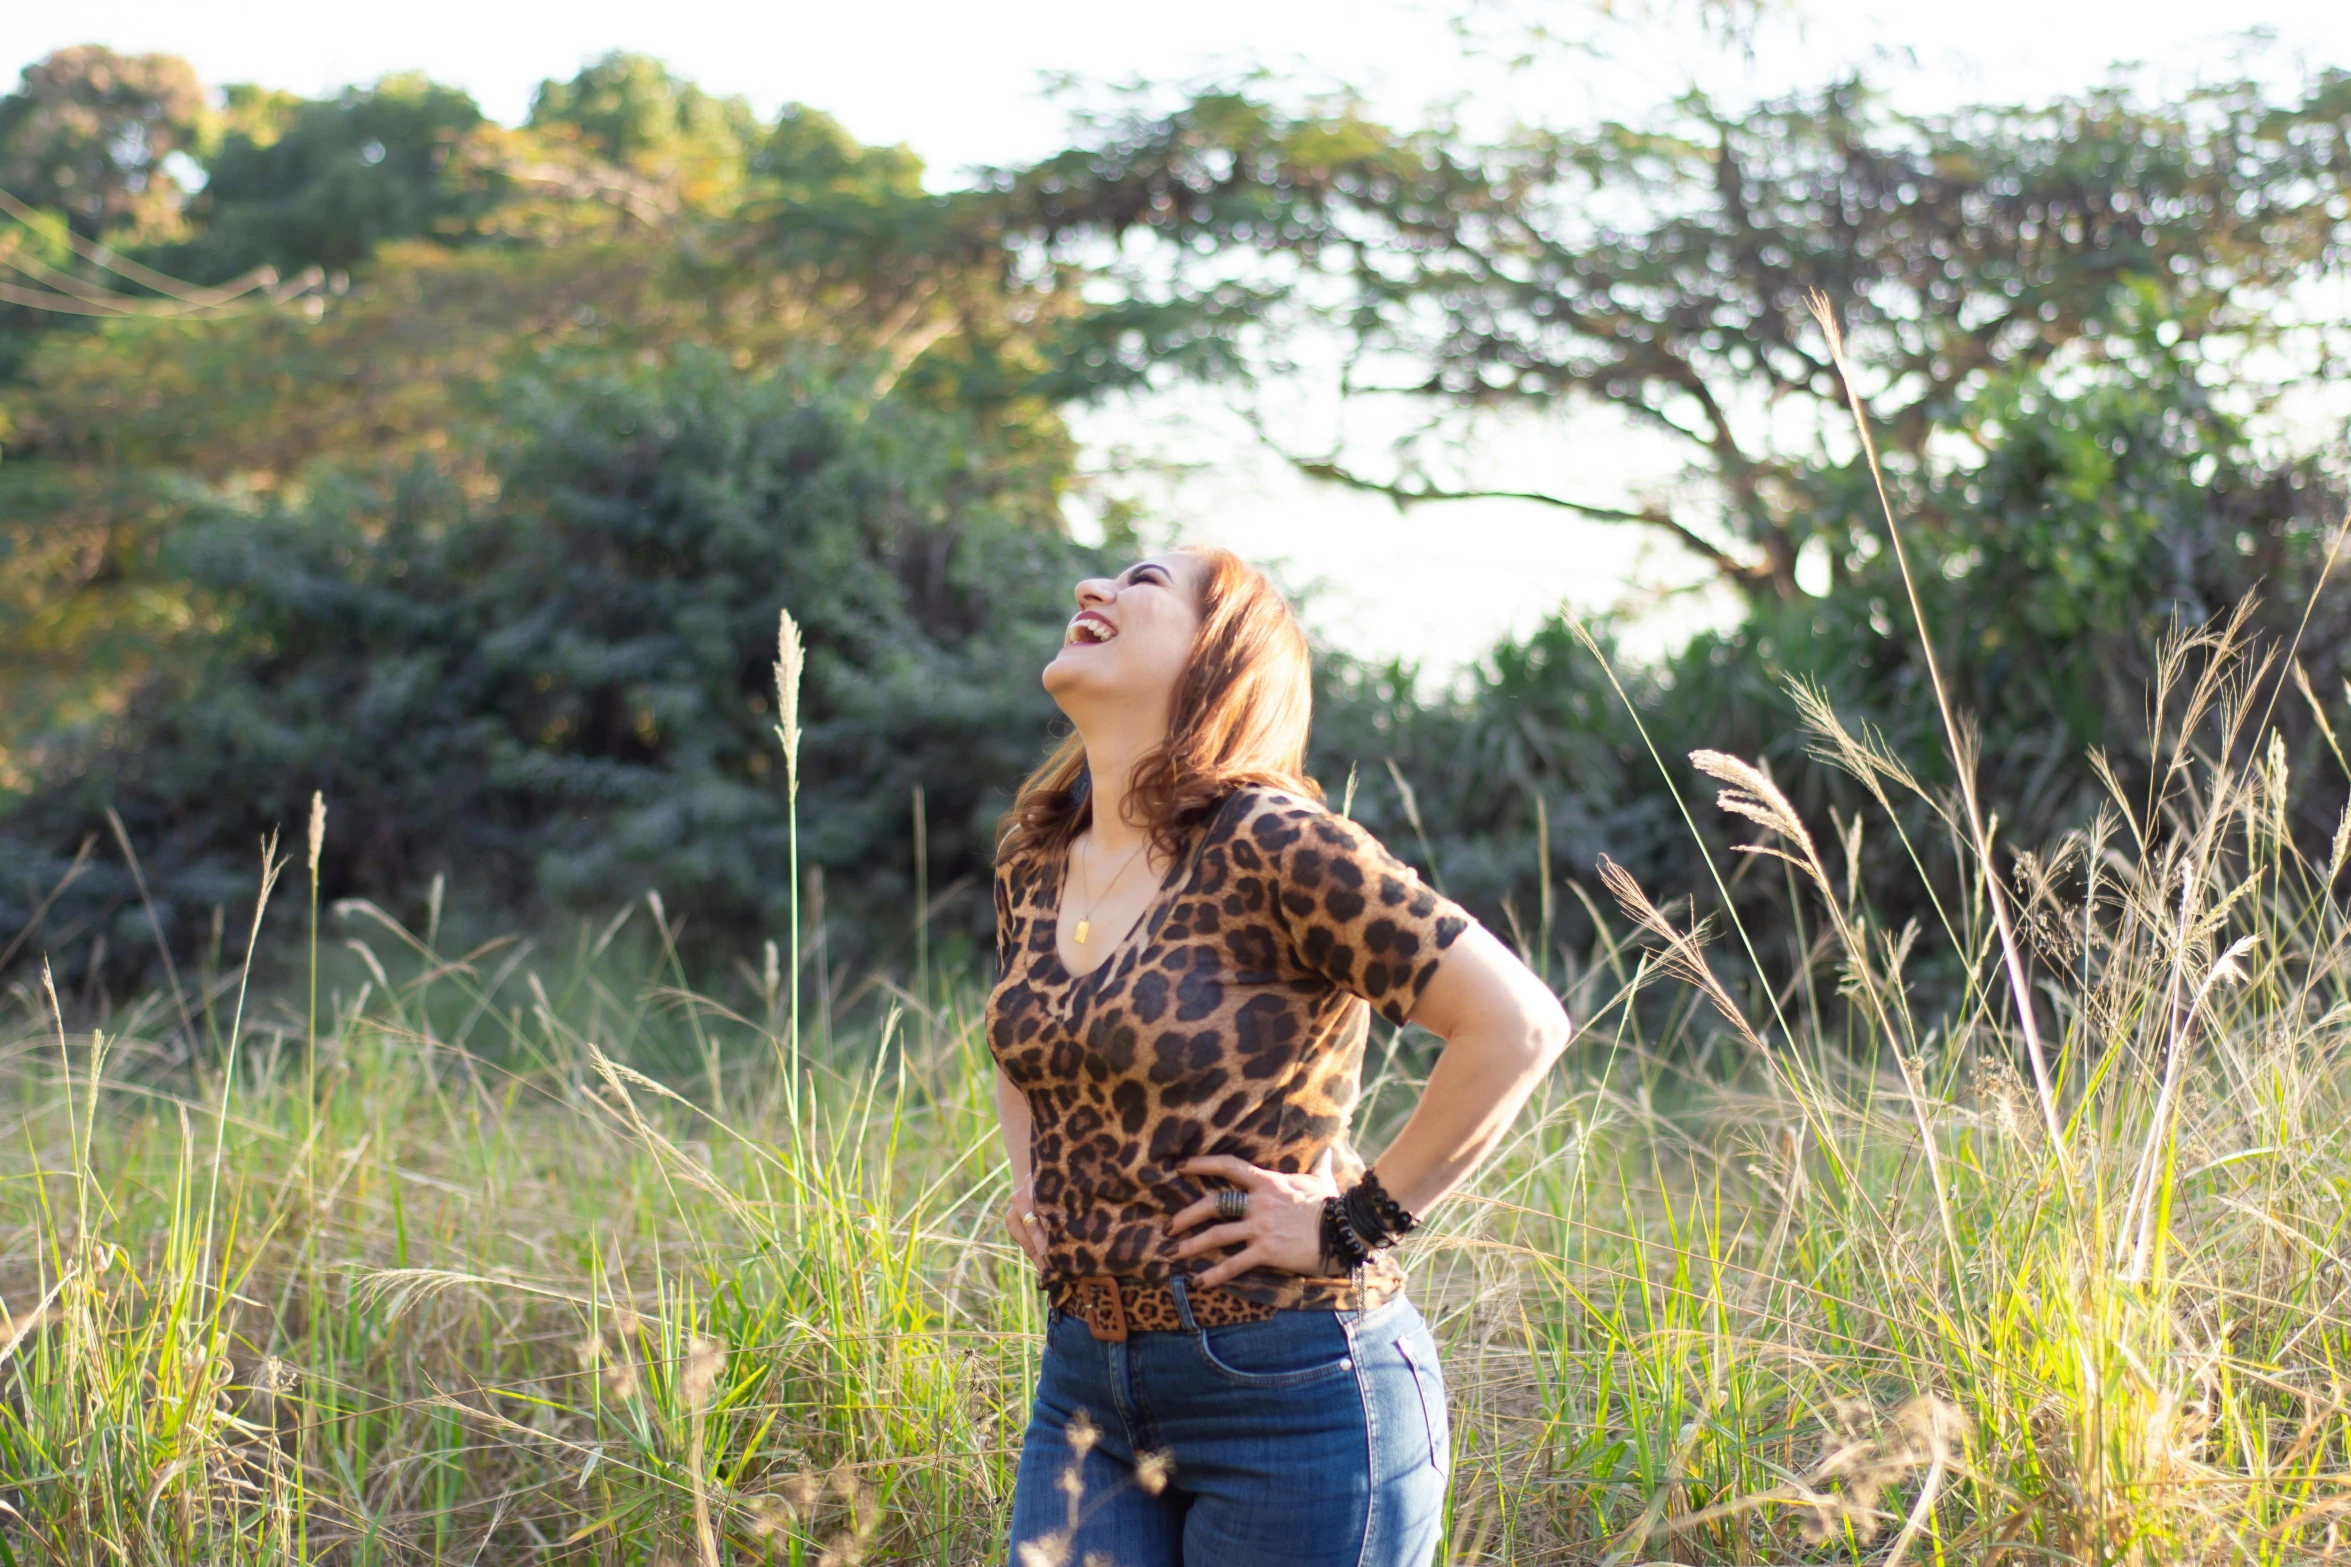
[996, 72, 2351, 597]
[0, 61, 1118, 987]
[183, 74, 503, 275]
[0, 348, 1096, 984]
[527, 52, 758, 212]
[1311, 341, 2345, 991]
[0, 46, 206, 240]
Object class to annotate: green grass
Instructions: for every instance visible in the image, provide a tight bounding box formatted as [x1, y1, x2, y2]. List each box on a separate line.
[13, 349, 2351, 1562]
[11, 596, 2351, 1564]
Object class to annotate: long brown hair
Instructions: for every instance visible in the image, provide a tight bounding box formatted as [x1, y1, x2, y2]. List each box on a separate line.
[995, 545, 1320, 868]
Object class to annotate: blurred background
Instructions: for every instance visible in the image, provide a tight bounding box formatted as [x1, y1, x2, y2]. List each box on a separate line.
[3, 0, 2348, 1006]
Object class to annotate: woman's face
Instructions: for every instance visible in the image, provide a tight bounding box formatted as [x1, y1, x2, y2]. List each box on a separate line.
[1042, 553, 1207, 717]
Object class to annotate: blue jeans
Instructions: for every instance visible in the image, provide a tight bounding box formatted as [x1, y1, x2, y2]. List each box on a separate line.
[1007, 1279, 1449, 1567]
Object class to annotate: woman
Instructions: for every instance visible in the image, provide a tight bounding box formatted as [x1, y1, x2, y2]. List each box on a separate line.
[990, 546, 1570, 1567]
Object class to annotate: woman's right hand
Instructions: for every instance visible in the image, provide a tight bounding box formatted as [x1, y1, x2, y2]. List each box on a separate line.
[1004, 1183, 1048, 1270]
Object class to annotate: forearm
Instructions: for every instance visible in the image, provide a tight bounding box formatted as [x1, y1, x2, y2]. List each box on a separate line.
[1371, 1003, 1569, 1220]
[994, 1067, 1035, 1195]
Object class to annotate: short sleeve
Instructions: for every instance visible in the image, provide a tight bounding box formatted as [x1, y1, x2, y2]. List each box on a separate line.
[1246, 792, 1478, 1025]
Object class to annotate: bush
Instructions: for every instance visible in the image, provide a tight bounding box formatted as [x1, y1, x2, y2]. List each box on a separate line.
[0, 347, 1103, 987]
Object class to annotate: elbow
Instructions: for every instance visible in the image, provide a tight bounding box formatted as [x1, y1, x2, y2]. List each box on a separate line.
[1511, 983, 1572, 1075]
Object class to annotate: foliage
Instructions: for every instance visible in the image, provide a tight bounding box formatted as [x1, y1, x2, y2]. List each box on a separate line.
[176, 74, 504, 277]
[527, 50, 760, 211]
[0, 45, 206, 240]
[8, 43, 2351, 1560]
[3, 42, 2349, 1014]
[10, 614, 2351, 1560]
[0, 45, 1112, 989]
[1326, 347, 2345, 985]
[0, 348, 1095, 982]
[999, 72, 2351, 596]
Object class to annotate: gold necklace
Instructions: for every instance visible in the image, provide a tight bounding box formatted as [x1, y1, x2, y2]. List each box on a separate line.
[1072, 833, 1150, 946]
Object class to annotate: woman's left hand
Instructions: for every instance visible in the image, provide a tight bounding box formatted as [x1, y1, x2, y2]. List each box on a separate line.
[1165, 1150, 1342, 1288]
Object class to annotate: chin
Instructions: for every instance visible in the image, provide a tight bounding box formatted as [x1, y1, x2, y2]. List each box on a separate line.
[1042, 648, 1090, 695]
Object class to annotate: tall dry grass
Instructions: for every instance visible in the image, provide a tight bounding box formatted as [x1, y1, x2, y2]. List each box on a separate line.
[9, 590, 2351, 1563]
[8, 327, 2351, 1562]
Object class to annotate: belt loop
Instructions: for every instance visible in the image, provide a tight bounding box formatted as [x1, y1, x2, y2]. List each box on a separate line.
[1169, 1273, 1199, 1332]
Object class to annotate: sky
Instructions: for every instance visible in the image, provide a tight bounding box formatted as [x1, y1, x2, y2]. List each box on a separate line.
[8, 0, 2351, 677]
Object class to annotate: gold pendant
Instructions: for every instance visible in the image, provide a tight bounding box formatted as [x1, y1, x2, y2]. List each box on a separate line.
[1074, 918, 1091, 944]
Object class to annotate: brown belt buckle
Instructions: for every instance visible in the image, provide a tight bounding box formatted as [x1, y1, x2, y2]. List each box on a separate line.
[1076, 1274, 1127, 1343]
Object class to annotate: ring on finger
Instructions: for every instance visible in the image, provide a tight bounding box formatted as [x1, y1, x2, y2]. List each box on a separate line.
[1214, 1188, 1249, 1223]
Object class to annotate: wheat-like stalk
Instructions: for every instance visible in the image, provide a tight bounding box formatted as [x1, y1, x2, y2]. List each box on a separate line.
[1807, 291, 2069, 1165]
[686, 1334, 726, 1567]
[775, 609, 805, 798]
[773, 605, 809, 1118]
[305, 790, 325, 1128]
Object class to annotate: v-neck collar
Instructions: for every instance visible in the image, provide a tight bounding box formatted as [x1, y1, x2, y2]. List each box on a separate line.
[1044, 839, 1183, 985]
[1038, 792, 1236, 989]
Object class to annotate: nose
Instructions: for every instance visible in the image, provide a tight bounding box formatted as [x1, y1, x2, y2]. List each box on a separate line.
[1073, 576, 1117, 609]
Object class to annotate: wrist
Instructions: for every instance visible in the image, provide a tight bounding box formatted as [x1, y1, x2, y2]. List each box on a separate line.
[1364, 1161, 1434, 1222]
[1337, 1166, 1421, 1255]
[1318, 1196, 1372, 1275]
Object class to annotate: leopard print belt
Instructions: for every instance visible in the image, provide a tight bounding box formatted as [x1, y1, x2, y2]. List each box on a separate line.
[1048, 1272, 1280, 1341]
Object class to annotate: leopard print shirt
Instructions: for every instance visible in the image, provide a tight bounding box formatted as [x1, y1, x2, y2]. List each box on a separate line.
[987, 785, 1478, 1313]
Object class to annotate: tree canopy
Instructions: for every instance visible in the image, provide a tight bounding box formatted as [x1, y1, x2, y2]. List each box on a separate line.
[998, 74, 2351, 594]
[1, 42, 2346, 1001]
[0, 46, 205, 240]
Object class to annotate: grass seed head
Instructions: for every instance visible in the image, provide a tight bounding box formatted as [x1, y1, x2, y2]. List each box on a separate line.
[1691, 748, 1822, 879]
[2267, 728, 2290, 830]
[775, 608, 805, 785]
[1064, 1409, 1099, 1460]
[748, 1494, 793, 1540]
[306, 791, 326, 877]
[1797, 1393, 1963, 1545]
[684, 1335, 725, 1411]
[1016, 1534, 1071, 1567]
[1972, 1051, 2029, 1142]
[812, 1477, 877, 1567]
[1598, 855, 1767, 1055]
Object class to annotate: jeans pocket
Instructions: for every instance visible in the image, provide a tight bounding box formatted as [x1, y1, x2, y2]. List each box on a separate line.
[1194, 1312, 1357, 1388]
[1394, 1334, 1448, 1475]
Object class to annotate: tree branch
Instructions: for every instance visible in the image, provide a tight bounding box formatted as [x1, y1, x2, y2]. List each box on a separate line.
[1283, 453, 1772, 588]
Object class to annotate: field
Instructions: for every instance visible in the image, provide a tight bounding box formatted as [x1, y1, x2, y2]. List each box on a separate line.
[9, 598, 2351, 1566]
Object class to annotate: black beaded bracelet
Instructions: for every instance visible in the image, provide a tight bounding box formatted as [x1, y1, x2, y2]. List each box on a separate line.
[1319, 1196, 1372, 1275]
[1340, 1167, 1421, 1252]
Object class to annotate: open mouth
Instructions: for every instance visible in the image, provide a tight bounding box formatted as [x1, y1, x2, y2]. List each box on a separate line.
[1065, 611, 1119, 646]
